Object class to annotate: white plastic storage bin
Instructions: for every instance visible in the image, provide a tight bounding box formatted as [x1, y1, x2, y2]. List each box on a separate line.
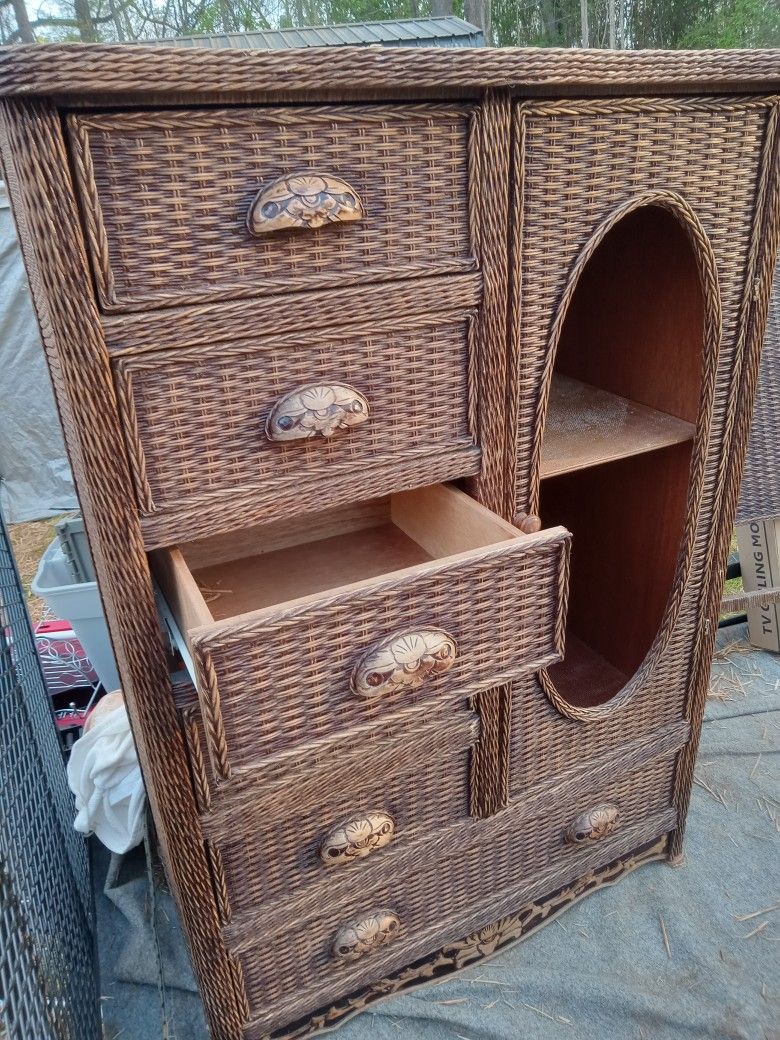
[32, 538, 120, 691]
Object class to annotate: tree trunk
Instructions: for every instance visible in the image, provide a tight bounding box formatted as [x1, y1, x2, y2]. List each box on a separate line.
[10, 0, 36, 42]
[73, 0, 98, 40]
[431, 0, 454, 16]
[464, 0, 491, 41]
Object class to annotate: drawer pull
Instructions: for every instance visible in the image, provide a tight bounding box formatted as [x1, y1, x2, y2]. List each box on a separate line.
[565, 803, 620, 844]
[351, 628, 457, 699]
[320, 811, 395, 866]
[266, 383, 369, 442]
[247, 172, 364, 236]
[333, 910, 401, 962]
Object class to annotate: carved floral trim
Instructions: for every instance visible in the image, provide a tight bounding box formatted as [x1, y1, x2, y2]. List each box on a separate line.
[332, 910, 401, 963]
[564, 803, 621, 845]
[320, 812, 396, 866]
[351, 628, 457, 699]
[247, 173, 364, 235]
[266, 383, 369, 442]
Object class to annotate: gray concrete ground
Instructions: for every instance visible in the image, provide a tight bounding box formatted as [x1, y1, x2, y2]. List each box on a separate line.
[96, 623, 780, 1040]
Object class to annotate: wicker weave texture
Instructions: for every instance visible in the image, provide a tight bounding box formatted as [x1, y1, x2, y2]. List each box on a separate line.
[3, 45, 780, 100]
[113, 309, 479, 545]
[509, 96, 777, 793]
[68, 104, 475, 312]
[206, 711, 478, 919]
[737, 259, 780, 524]
[232, 748, 677, 1032]
[191, 528, 569, 778]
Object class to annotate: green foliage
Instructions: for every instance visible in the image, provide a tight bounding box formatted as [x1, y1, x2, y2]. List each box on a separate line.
[678, 0, 780, 48]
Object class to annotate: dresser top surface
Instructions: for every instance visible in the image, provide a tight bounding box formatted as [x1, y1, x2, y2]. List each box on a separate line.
[0, 43, 778, 104]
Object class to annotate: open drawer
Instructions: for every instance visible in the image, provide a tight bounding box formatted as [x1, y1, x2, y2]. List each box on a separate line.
[151, 484, 570, 781]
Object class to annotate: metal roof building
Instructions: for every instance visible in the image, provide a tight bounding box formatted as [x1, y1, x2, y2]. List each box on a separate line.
[144, 16, 484, 50]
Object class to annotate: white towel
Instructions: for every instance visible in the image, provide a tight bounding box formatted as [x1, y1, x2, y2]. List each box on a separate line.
[67, 705, 146, 854]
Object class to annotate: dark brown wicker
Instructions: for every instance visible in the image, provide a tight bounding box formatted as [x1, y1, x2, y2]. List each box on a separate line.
[233, 744, 680, 1034]
[203, 708, 479, 918]
[1, 45, 777, 1040]
[112, 305, 482, 546]
[190, 526, 568, 778]
[68, 105, 475, 312]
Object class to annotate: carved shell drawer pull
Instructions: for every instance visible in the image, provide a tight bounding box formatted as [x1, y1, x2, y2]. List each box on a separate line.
[266, 383, 369, 442]
[564, 803, 621, 845]
[332, 910, 401, 963]
[247, 173, 365, 235]
[351, 628, 457, 699]
[320, 811, 396, 866]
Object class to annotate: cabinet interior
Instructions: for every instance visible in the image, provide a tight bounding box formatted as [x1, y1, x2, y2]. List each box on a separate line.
[539, 206, 705, 708]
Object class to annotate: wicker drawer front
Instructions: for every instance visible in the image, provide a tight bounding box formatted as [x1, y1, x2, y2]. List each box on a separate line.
[114, 300, 480, 548]
[68, 104, 475, 312]
[201, 708, 478, 919]
[230, 747, 678, 1034]
[152, 485, 570, 779]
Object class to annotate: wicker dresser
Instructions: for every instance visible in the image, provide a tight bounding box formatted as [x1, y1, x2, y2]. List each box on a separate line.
[1, 45, 778, 1040]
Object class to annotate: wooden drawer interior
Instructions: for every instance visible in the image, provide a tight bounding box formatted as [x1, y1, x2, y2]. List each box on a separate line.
[151, 484, 570, 772]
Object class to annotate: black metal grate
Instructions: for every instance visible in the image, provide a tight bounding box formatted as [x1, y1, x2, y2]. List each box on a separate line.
[0, 510, 101, 1040]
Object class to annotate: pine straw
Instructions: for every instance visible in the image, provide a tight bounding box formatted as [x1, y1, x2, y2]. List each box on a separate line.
[7, 515, 69, 622]
[709, 638, 754, 701]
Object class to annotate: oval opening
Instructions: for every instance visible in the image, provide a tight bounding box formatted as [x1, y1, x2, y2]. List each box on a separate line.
[539, 205, 706, 710]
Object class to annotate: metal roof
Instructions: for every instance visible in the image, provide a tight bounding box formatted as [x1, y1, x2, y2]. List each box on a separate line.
[145, 17, 484, 50]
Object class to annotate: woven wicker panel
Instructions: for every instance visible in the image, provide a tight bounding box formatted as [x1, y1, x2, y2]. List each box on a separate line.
[67, 104, 475, 312]
[737, 259, 780, 524]
[232, 749, 676, 1032]
[191, 528, 569, 779]
[205, 710, 478, 919]
[510, 97, 776, 790]
[112, 309, 479, 547]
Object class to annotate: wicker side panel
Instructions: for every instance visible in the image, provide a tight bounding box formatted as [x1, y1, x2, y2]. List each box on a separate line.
[112, 309, 480, 547]
[737, 258, 780, 524]
[0, 99, 247, 1040]
[68, 104, 475, 312]
[232, 748, 677, 1033]
[205, 711, 478, 918]
[192, 529, 569, 778]
[670, 102, 780, 859]
[509, 96, 778, 795]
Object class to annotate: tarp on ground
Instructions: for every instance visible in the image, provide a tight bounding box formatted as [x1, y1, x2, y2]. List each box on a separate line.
[0, 180, 76, 522]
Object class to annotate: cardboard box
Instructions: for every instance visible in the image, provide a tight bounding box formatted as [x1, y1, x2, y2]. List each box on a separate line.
[736, 519, 780, 652]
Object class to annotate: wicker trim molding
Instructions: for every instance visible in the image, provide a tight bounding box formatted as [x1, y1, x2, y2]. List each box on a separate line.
[1, 45, 779, 99]
[181, 706, 212, 814]
[532, 186, 723, 723]
[252, 835, 668, 1040]
[102, 273, 483, 356]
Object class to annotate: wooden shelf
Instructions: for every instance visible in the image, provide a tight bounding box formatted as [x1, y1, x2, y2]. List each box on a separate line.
[540, 374, 696, 480]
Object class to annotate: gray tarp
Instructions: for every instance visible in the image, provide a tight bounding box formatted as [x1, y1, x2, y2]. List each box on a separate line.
[0, 181, 75, 522]
[96, 622, 780, 1040]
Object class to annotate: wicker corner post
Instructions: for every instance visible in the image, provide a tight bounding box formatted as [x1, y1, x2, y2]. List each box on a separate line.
[0, 44, 778, 1040]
